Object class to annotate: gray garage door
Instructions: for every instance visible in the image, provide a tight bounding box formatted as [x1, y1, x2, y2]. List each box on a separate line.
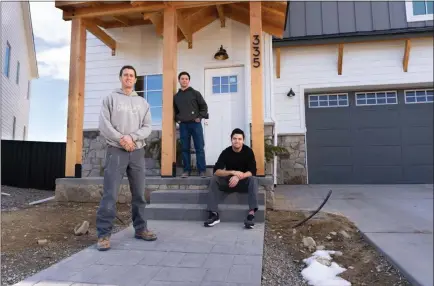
[305, 88, 433, 184]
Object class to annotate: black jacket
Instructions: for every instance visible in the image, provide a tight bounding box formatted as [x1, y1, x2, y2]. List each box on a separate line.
[173, 87, 209, 122]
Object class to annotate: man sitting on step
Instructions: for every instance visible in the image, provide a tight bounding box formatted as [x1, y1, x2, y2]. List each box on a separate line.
[204, 128, 259, 229]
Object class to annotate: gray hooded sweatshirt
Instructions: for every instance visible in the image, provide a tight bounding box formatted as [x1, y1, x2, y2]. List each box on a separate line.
[99, 88, 152, 150]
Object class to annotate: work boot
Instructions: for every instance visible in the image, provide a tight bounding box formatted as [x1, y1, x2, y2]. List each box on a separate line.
[135, 229, 158, 241]
[96, 236, 110, 251]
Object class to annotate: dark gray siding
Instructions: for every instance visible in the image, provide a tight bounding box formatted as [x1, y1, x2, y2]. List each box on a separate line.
[283, 1, 433, 39]
[305, 88, 433, 184]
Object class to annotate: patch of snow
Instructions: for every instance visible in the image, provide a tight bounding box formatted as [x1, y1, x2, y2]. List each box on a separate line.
[301, 250, 351, 286]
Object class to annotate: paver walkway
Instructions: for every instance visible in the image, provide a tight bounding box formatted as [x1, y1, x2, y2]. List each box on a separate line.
[275, 184, 433, 286]
[14, 220, 264, 286]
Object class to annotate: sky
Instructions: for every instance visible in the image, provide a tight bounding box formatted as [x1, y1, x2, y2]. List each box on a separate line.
[27, 1, 71, 142]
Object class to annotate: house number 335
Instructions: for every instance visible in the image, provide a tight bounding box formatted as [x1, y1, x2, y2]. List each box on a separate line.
[252, 34, 260, 68]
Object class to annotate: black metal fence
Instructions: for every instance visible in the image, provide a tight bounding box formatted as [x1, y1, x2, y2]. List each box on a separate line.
[1, 140, 66, 191]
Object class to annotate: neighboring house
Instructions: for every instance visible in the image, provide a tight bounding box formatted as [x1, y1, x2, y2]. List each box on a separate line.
[55, 1, 433, 184]
[1, 1, 38, 141]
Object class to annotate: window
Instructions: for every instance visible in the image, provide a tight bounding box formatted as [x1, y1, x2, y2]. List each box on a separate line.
[135, 74, 162, 124]
[355, 91, 398, 106]
[405, 0, 433, 22]
[3, 42, 11, 77]
[212, 75, 238, 94]
[308, 93, 349, 108]
[16, 61, 20, 84]
[12, 116, 16, 139]
[405, 89, 434, 104]
[23, 126, 26, 140]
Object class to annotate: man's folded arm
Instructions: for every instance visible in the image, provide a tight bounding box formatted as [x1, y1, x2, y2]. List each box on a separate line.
[130, 104, 152, 141]
[213, 151, 233, 177]
[99, 96, 123, 142]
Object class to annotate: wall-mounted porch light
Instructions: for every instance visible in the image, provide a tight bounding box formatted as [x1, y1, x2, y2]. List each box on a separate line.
[214, 45, 229, 60]
[287, 88, 295, 97]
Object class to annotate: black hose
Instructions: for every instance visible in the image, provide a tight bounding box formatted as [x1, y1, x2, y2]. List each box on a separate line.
[291, 189, 333, 229]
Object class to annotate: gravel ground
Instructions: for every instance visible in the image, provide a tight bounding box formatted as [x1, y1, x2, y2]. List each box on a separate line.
[262, 222, 307, 286]
[1, 185, 129, 286]
[1, 185, 54, 211]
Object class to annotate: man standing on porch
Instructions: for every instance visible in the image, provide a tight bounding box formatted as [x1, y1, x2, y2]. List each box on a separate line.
[174, 71, 209, 178]
[96, 65, 157, 251]
[204, 128, 259, 229]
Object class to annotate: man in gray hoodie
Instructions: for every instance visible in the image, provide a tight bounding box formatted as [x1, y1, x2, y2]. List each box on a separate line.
[96, 65, 156, 251]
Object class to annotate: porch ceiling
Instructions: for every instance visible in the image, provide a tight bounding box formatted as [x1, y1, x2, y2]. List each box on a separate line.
[54, 1, 288, 39]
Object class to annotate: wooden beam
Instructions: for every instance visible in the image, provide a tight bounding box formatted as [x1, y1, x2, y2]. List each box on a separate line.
[227, 4, 284, 38]
[403, 39, 411, 72]
[149, 12, 164, 36]
[338, 43, 343, 75]
[275, 47, 281, 78]
[103, 18, 151, 29]
[250, 1, 265, 176]
[83, 20, 116, 55]
[170, 1, 236, 9]
[176, 10, 192, 48]
[55, 1, 86, 8]
[65, 18, 86, 177]
[113, 15, 131, 26]
[216, 5, 225, 27]
[63, 2, 165, 20]
[161, 6, 177, 177]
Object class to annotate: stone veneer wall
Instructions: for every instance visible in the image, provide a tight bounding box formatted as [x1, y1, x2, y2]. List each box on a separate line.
[276, 134, 307, 184]
[82, 130, 166, 177]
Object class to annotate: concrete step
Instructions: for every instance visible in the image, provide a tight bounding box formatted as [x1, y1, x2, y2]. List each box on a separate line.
[150, 189, 265, 206]
[144, 203, 265, 222]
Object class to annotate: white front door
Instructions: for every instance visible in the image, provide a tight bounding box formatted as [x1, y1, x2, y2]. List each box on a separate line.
[204, 66, 245, 166]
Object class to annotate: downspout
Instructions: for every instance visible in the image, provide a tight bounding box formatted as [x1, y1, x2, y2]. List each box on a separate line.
[268, 34, 278, 187]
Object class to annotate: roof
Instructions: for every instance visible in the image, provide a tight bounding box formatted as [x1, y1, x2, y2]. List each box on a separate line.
[21, 1, 39, 79]
[54, 1, 288, 39]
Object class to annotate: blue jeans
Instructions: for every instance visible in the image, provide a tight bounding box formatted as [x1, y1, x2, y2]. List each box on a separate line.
[180, 122, 206, 173]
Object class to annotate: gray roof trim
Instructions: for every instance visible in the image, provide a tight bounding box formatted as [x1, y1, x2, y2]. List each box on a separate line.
[273, 27, 434, 47]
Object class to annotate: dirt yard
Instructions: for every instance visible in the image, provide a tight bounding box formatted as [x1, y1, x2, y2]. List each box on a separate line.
[1, 186, 131, 286]
[263, 210, 411, 286]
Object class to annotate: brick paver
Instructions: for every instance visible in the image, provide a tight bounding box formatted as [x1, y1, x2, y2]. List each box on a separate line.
[14, 220, 264, 286]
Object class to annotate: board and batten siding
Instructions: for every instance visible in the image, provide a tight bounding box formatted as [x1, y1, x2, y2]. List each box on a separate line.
[273, 37, 434, 134]
[83, 19, 274, 142]
[284, 1, 433, 39]
[1, 1, 33, 140]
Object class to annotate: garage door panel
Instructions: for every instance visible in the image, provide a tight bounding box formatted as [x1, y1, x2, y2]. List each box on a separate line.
[354, 127, 401, 146]
[307, 112, 351, 129]
[353, 146, 402, 166]
[352, 109, 400, 128]
[308, 147, 352, 166]
[403, 166, 434, 183]
[307, 129, 352, 146]
[305, 88, 433, 184]
[353, 166, 404, 184]
[402, 127, 433, 145]
[309, 166, 354, 184]
[402, 145, 433, 165]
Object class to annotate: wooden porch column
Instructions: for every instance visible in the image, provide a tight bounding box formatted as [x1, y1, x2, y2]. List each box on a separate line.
[65, 18, 86, 177]
[250, 2, 265, 176]
[161, 6, 178, 177]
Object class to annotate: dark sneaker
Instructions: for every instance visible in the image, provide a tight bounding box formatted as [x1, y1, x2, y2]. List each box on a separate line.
[244, 214, 255, 229]
[96, 236, 111, 251]
[135, 230, 157, 241]
[199, 172, 207, 178]
[204, 212, 220, 227]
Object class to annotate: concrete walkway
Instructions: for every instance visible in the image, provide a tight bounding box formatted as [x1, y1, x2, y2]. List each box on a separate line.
[14, 220, 264, 286]
[275, 184, 433, 286]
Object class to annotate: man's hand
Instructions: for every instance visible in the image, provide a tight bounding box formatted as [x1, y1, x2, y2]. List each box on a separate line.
[120, 135, 135, 152]
[231, 171, 245, 180]
[228, 175, 239, 188]
[195, 118, 201, 123]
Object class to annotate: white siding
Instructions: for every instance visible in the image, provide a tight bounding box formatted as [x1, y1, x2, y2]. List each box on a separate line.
[83, 19, 273, 140]
[1, 2, 33, 140]
[273, 37, 434, 134]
